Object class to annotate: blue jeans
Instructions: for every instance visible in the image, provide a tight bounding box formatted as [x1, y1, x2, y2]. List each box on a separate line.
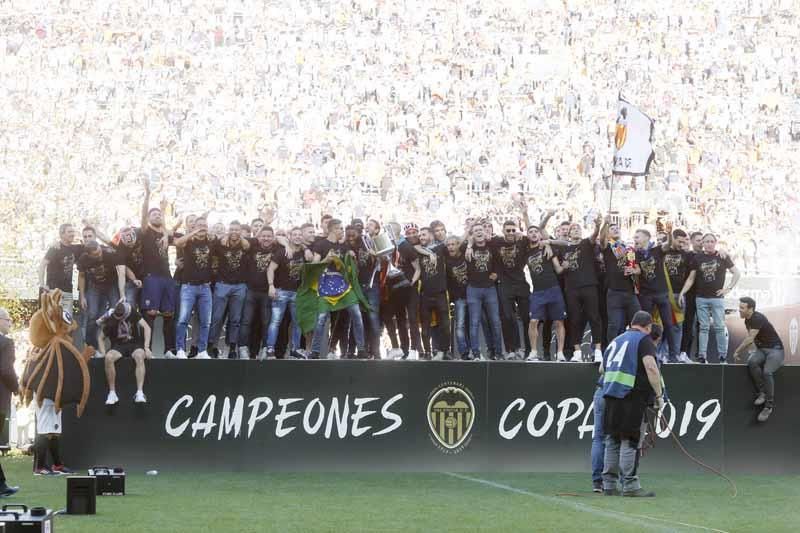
[362, 286, 381, 356]
[265, 289, 301, 350]
[467, 286, 503, 355]
[696, 297, 726, 360]
[177, 283, 212, 352]
[311, 303, 365, 355]
[638, 291, 678, 360]
[209, 282, 248, 348]
[453, 299, 468, 356]
[84, 285, 113, 348]
[591, 387, 605, 484]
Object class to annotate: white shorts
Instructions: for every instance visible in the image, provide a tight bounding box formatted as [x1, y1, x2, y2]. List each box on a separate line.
[36, 399, 62, 435]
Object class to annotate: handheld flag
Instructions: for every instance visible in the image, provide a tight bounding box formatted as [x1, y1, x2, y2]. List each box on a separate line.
[296, 254, 371, 334]
[612, 97, 655, 176]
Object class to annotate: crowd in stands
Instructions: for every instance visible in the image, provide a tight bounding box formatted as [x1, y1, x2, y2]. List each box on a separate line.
[1, 0, 799, 301]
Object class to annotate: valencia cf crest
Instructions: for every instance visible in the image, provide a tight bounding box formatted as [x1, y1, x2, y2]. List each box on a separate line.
[615, 106, 628, 150]
[427, 382, 475, 454]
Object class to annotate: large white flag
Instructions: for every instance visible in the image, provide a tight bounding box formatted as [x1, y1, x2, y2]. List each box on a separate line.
[612, 97, 654, 176]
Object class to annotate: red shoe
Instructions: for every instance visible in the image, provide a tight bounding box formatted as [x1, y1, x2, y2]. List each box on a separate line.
[33, 467, 59, 476]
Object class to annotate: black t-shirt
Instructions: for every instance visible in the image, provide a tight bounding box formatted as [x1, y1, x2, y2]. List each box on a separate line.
[525, 244, 559, 292]
[396, 240, 419, 282]
[312, 239, 347, 261]
[212, 241, 248, 284]
[273, 248, 306, 291]
[633, 336, 658, 394]
[445, 254, 468, 301]
[140, 227, 173, 278]
[560, 239, 598, 291]
[745, 311, 783, 349]
[182, 238, 214, 284]
[102, 309, 143, 345]
[636, 247, 668, 294]
[602, 245, 634, 293]
[247, 243, 279, 291]
[115, 233, 145, 280]
[663, 250, 693, 292]
[491, 237, 529, 286]
[419, 244, 448, 294]
[466, 242, 496, 288]
[45, 243, 84, 292]
[77, 248, 123, 290]
[693, 253, 734, 299]
[349, 241, 376, 287]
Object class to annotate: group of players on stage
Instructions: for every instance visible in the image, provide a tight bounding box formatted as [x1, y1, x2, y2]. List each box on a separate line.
[38, 180, 769, 403]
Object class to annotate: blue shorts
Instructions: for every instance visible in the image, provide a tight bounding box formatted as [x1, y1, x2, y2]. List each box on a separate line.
[529, 286, 567, 321]
[141, 275, 177, 313]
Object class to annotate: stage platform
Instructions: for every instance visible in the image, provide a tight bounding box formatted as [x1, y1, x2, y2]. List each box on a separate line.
[61, 360, 800, 474]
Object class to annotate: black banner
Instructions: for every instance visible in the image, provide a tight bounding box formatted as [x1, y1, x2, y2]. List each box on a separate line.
[61, 361, 800, 474]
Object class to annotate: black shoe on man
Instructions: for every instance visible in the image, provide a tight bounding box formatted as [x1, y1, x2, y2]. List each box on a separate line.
[0, 485, 19, 497]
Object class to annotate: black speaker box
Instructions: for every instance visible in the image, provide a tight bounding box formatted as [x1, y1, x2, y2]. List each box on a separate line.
[66, 476, 96, 515]
[88, 467, 126, 496]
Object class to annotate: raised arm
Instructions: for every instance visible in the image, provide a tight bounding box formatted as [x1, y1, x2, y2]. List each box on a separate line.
[590, 214, 603, 244]
[141, 177, 151, 230]
[598, 215, 610, 248]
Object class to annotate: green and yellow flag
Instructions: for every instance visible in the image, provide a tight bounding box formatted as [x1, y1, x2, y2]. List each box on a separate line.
[296, 255, 370, 334]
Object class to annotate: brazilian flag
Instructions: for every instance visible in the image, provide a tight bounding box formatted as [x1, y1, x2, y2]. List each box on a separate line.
[296, 254, 370, 334]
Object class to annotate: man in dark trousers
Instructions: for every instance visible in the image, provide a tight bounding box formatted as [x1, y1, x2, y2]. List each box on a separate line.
[0, 308, 20, 496]
[601, 311, 664, 497]
[732, 297, 784, 422]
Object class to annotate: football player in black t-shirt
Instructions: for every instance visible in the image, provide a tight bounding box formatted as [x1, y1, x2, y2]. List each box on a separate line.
[308, 219, 368, 359]
[39, 223, 84, 315]
[98, 302, 152, 405]
[237, 226, 279, 360]
[679, 233, 740, 363]
[77, 240, 126, 349]
[733, 297, 784, 422]
[417, 227, 450, 359]
[208, 221, 251, 358]
[173, 218, 214, 359]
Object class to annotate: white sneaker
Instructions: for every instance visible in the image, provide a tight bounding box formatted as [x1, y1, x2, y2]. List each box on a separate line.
[195, 351, 211, 359]
[555, 352, 565, 361]
[503, 352, 517, 361]
[164, 350, 175, 359]
[175, 349, 187, 359]
[568, 351, 578, 362]
[327, 351, 338, 360]
[238, 346, 251, 360]
[433, 351, 445, 361]
[105, 391, 119, 405]
[94, 350, 105, 358]
[594, 348, 603, 363]
[408, 350, 419, 360]
[257, 348, 268, 361]
[134, 391, 147, 403]
[526, 352, 540, 362]
[677, 352, 693, 364]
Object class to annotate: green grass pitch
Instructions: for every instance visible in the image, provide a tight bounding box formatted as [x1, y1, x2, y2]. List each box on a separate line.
[2, 457, 797, 532]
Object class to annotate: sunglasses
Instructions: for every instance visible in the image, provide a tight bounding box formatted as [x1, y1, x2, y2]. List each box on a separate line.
[505, 229, 517, 233]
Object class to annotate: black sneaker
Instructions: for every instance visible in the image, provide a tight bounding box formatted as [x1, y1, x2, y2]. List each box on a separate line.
[309, 352, 321, 360]
[209, 346, 220, 359]
[189, 346, 198, 358]
[603, 488, 621, 496]
[420, 352, 432, 361]
[461, 353, 475, 361]
[623, 488, 656, 497]
[0, 485, 19, 497]
[34, 467, 59, 476]
[289, 350, 306, 359]
[697, 356, 707, 364]
[592, 481, 603, 493]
